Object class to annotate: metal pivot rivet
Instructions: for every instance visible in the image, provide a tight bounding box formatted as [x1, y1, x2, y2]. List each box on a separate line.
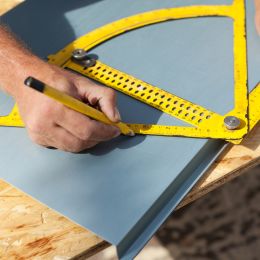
[72, 49, 89, 60]
[224, 116, 241, 130]
[71, 49, 96, 67]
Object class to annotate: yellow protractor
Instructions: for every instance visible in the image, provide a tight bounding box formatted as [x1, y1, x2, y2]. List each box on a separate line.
[0, 0, 259, 144]
[49, 0, 251, 143]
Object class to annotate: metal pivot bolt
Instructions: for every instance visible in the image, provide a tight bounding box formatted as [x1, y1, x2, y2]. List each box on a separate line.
[71, 49, 96, 67]
[224, 116, 241, 130]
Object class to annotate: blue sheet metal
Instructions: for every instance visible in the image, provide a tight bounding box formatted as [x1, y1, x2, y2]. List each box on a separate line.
[0, 0, 259, 259]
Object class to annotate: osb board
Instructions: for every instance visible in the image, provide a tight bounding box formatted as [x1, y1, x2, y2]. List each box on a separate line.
[0, 181, 109, 259]
[0, 1, 259, 259]
[179, 123, 260, 208]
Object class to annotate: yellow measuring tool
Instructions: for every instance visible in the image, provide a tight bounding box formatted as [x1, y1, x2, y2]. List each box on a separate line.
[0, 0, 259, 144]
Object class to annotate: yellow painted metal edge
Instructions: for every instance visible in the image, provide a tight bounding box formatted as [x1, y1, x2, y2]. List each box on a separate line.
[0, 0, 258, 144]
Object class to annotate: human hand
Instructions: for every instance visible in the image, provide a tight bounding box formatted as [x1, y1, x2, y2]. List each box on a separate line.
[0, 26, 121, 152]
[16, 64, 121, 152]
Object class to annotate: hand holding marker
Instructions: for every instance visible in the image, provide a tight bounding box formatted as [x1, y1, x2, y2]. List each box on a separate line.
[24, 77, 134, 137]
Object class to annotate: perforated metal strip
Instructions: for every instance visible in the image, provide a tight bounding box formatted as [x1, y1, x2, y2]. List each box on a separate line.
[64, 60, 253, 141]
[65, 61, 218, 127]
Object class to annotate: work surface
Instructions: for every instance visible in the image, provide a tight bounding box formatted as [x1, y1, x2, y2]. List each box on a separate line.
[0, 0, 259, 259]
[0, 125, 259, 259]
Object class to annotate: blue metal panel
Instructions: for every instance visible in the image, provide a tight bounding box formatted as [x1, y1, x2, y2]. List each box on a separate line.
[0, 0, 259, 259]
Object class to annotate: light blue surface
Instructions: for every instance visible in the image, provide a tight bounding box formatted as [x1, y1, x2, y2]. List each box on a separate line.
[1, 0, 260, 259]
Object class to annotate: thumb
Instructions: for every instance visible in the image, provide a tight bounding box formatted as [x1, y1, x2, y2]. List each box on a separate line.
[96, 89, 121, 123]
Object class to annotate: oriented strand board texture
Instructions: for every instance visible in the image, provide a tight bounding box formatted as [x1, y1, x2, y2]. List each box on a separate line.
[0, 180, 108, 259]
[0, 0, 259, 259]
[179, 123, 260, 208]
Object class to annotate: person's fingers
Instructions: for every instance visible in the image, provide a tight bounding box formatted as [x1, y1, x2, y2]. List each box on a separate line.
[52, 127, 99, 152]
[75, 78, 121, 123]
[29, 132, 51, 148]
[32, 126, 99, 152]
[56, 107, 121, 142]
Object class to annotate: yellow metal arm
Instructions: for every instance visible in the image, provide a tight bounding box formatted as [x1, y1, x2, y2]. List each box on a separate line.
[0, 0, 259, 144]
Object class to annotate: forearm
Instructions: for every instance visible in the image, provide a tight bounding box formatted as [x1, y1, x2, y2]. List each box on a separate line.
[0, 25, 52, 99]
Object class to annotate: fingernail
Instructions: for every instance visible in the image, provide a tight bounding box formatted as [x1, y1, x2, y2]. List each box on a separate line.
[114, 107, 121, 122]
[127, 130, 135, 137]
[113, 127, 121, 137]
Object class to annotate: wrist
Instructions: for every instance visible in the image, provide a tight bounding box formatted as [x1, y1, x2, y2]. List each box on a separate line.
[0, 25, 59, 105]
[7, 55, 55, 100]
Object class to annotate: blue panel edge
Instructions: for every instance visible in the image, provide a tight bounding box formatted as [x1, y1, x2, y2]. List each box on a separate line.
[117, 140, 227, 259]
